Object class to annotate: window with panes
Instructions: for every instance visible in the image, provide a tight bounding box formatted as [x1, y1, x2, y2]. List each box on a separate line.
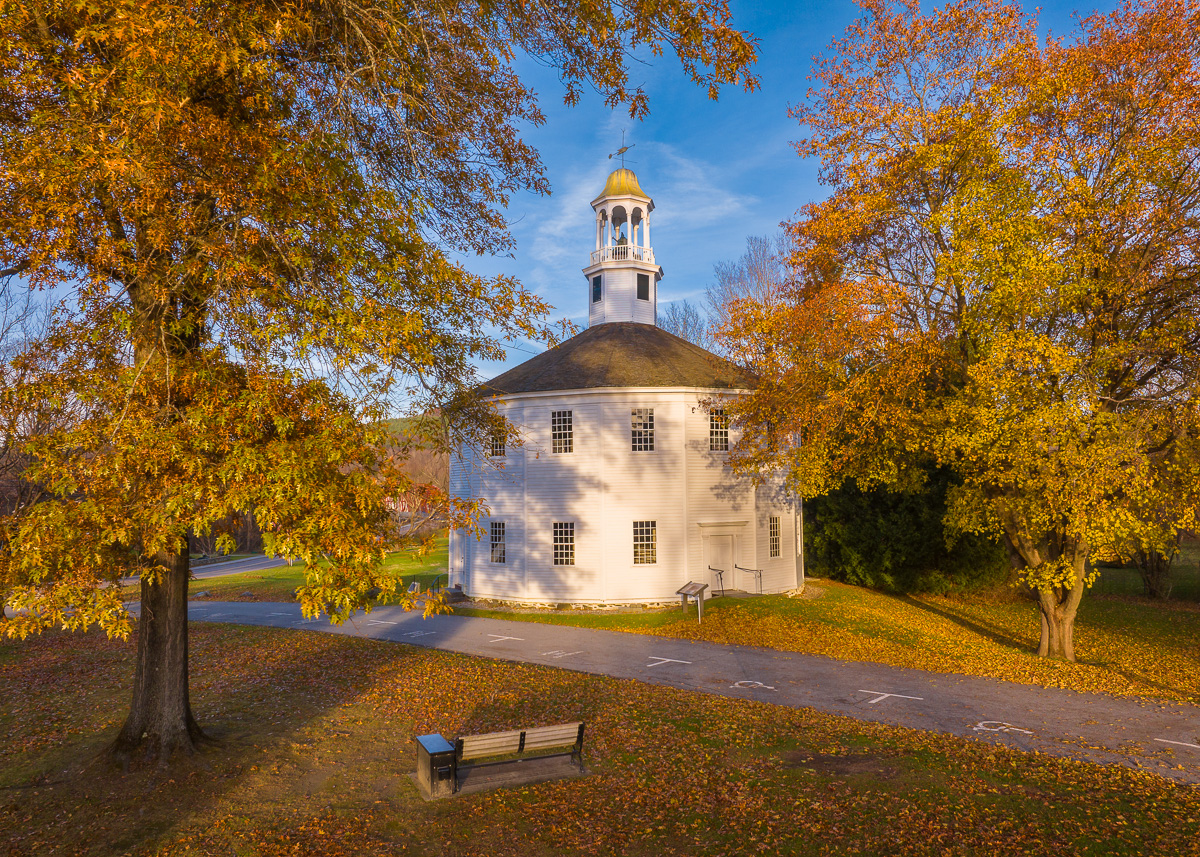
[633, 520, 656, 564]
[553, 522, 575, 566]
[551, 410, 573, 453]
[769, 516, 781, 558]
[490, 522, 506, 563]
[709, 408, 729, 451]
[631, 408, 654, 451]
[489, 427, 505, 458]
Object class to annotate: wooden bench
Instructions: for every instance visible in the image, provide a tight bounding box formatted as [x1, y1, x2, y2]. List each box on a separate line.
[453, 722, 585, 792]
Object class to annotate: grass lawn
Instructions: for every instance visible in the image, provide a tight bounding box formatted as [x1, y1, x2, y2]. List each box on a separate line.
[458, 582, 1200, 704]
[1092, 541, 1200, 601]
[157, 537, 450, 603]
[2, 625, 1197, 857]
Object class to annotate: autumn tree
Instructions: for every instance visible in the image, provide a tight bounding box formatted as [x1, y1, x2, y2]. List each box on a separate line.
[657, 299, 713, 349]
[720, 0, 1200, 660]
[706, 233, 791, 345]
[0, 288, 58, 623]
[0, 0, 757, 762]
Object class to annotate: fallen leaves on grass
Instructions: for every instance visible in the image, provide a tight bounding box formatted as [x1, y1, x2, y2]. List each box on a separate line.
[2, 625, 1199, 857]
[600, 582, 1200, 703]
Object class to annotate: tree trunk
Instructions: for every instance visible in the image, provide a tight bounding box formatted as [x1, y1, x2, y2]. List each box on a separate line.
[111, 543, 203, 765]
[1034, 563, 1085, 662]
[1002, 528, 1087, 662]
[1135, 548, 1173, 599]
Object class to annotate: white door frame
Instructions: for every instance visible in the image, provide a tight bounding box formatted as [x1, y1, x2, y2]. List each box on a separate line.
[698, 520, 748, 595]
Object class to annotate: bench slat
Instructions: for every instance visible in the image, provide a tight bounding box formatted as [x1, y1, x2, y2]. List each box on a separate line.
[456, 722, 583, 761]
[459, 730, 523, 759]
[521, 726, 582, 751]
[460, 734, 522, 753]
[523, 715, 583, 739]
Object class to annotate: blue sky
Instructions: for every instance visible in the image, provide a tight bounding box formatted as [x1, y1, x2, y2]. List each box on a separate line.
[468, 0, 1120, 377]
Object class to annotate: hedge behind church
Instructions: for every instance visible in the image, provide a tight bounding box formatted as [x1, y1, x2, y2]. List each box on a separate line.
[804, 469, 1008, 594]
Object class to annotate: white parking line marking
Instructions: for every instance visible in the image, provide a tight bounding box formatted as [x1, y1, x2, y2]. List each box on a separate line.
[647, 657, 692, 668]
[486, 634, 524, 644]
[403, 631, 435, 638]
[1154, 738, 1200, 750]
[541, 650, 585, 659]
[267, 612, 289, 616]
[973, 721, 1034, 735]
[858, 690, 923, 704]
[367, 620, 398, 626]
[732, 680, 777, 691]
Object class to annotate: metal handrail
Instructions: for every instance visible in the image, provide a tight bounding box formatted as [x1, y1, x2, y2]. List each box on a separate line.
[708, 565, 726, 597]
[735, 565, 764, 595]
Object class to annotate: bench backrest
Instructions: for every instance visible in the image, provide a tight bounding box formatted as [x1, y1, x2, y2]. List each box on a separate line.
[456, 722, 583, 762]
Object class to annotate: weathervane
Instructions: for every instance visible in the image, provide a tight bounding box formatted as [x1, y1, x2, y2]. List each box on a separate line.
[608, 130, 635, 168]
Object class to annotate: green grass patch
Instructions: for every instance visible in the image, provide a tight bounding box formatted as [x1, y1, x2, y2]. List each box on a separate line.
[1092, 540, 1200, 601]
[1, 624, 1196, 857]
[125, 536, 451, 603]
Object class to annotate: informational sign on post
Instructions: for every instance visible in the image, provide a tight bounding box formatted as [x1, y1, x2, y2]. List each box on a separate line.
[676, 581, 709, 624]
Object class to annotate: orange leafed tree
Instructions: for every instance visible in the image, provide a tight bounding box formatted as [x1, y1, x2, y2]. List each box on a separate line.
[720, 0, 1200, 660]
[0, 0, 758, 763]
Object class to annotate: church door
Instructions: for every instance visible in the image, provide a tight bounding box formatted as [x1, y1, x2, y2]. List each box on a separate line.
[706, 535, 734, 594]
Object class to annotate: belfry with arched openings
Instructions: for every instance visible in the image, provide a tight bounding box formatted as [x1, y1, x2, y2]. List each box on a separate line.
[584, 168, 660, 327]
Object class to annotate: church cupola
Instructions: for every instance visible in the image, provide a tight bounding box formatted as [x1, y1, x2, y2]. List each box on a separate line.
[583, 167, 663, 327]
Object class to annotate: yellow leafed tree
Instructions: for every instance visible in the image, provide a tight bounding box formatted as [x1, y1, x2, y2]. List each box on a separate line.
[0, 0, 757, 763]
[720, 0, 1200, 661]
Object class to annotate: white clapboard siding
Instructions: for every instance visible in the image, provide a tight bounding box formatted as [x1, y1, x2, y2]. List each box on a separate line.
[451, 386, 796, 604]
[588, 268, 656, 327]
[753, 472, 800, 594]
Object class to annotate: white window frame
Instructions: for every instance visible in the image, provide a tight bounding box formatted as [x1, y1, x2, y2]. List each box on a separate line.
[633, 520, 657, 564]
[490, 522, 506, 563]
[553, 522, 575, 566]
[631, 408, 654, 451]
[710, 408, 729, 452]
[552, 410, 573, 454]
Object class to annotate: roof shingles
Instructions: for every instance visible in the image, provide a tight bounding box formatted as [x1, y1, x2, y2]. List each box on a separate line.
[482, 322, 757, 395]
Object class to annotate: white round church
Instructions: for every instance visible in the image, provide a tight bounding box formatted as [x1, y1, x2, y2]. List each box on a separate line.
[448, 168, 801, 604]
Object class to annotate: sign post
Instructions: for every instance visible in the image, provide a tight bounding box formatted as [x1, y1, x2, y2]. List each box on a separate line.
[676, 581, 709, 624]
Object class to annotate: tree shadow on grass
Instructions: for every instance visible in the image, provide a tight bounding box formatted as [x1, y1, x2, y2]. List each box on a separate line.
[0, 623, 447, 857]
[892, 593, 1036, 654]
[893, 594, 1191, 699]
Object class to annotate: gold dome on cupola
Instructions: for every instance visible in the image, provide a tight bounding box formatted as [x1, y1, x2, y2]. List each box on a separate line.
[599, 167, 649, 200]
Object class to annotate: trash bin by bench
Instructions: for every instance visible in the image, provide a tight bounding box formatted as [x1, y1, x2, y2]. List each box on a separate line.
[415, 733, 456, 800]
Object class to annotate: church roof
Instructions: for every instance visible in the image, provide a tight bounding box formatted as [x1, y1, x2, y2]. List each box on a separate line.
[482, 322, 757, 395]
[595, 167, 648, 202]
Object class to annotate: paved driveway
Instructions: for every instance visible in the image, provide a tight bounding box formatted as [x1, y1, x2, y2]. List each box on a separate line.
[119, 555, 288, 587]
[191, 555, 288, 580]
[182, 600, 1200, 785]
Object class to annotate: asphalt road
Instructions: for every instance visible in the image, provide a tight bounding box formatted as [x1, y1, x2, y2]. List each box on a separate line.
[119, 555, 288, 588]
[191, 555, 288, 580]
[183, 599, 1200, 785]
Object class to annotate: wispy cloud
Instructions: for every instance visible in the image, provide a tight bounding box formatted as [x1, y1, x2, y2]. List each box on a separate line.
[652, 144, 758, 231]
